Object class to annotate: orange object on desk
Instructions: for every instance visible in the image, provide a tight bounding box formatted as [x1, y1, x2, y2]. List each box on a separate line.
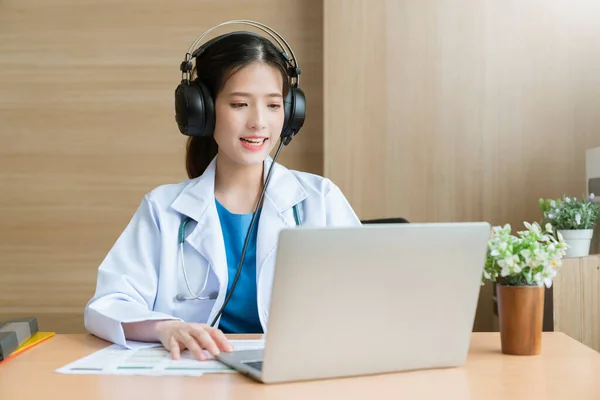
[0, 332, 55, 363]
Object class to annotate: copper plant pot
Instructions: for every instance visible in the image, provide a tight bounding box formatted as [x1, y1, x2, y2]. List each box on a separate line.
[497, 284, 544, 355]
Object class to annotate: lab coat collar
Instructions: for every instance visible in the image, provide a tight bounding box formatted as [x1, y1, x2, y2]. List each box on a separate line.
[170, 154, 308, 221]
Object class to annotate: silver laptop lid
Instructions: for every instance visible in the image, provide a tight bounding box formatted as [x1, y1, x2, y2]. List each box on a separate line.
[260, 222, 490, 383]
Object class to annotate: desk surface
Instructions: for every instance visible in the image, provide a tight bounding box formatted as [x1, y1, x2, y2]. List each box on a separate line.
[1, 333, 600, 400]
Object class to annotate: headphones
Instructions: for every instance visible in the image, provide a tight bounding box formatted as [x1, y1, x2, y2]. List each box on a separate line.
[174, 20, 306, 145]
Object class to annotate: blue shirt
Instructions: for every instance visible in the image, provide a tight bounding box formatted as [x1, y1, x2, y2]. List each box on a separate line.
[215, 198, 264, 334]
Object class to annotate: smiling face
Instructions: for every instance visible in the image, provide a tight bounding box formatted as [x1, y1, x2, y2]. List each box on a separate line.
[212, 61, 285, 168]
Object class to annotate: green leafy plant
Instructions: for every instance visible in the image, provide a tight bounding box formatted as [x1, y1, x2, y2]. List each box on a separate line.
[539, 194, 599, 230]
[483, 222, 568, 287]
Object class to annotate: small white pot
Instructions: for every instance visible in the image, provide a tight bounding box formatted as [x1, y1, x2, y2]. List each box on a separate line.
[558, 229, 594, 258]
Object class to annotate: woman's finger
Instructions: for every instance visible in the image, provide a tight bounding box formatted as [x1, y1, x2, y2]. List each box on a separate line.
[180, 332, 208, 361]
[207, 327, 233, 352]
[189, 327, 220, 357]
[170, 336, 181, 360]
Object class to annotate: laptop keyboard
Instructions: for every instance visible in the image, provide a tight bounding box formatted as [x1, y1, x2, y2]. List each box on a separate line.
[243, 361, 263, 371]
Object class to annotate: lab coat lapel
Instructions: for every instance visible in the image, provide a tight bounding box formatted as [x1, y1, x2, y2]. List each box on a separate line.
[170, 158, 228, 291]
[256, 157, 307, 279]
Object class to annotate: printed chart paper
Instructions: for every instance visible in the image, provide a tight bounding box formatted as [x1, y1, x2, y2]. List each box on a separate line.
[55, 339, 265, 376]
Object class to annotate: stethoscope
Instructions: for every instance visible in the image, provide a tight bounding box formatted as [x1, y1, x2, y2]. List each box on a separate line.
[175, 203, 302, 302]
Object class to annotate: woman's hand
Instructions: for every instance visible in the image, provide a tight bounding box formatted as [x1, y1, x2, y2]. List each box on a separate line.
[155, 320, 234, 360]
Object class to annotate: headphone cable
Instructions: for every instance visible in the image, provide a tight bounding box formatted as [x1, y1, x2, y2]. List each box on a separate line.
[209, 136, 291, 327]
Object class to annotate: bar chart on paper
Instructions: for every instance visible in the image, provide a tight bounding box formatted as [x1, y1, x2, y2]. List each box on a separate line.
[55, 339, 265, 376]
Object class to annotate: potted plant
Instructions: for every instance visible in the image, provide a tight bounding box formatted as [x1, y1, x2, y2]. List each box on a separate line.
[539, 194, 600, 258]
[483, 222, 568, 355]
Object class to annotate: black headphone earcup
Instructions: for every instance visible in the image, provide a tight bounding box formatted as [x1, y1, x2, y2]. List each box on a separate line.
[174, 80, 215, 137]
[282, 87, 306, 140]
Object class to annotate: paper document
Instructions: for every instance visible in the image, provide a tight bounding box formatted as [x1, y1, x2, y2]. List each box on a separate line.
[55, 339, 264, 376]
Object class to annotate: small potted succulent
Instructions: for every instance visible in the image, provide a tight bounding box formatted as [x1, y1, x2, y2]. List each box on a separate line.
[483, 222, 568, 355]
[539, 194, 599, 257]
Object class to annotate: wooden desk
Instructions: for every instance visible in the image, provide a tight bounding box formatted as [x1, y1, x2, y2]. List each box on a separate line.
[1, 333, 600, 399]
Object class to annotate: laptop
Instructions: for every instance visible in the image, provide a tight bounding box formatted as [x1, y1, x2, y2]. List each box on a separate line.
[215, 222, 491, 384]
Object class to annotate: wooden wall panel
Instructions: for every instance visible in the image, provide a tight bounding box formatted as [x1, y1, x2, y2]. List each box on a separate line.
[0, 0, 323, 333]
[324, 0, 600, 331]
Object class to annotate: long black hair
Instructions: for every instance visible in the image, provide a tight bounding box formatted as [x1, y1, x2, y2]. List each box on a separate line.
[185, 34, 290, 179]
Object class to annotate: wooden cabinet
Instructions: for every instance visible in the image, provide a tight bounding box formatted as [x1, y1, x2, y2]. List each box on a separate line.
[553, 255, 600, 352]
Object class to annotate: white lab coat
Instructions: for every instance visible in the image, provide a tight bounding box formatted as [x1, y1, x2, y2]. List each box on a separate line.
[84, 155, 361, 347]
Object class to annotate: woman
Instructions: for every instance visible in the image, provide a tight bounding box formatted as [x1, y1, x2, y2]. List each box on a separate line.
[84, 28, 360, 361]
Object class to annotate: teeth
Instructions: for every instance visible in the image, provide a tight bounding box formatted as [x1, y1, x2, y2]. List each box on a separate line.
[241, 138, 265, 144]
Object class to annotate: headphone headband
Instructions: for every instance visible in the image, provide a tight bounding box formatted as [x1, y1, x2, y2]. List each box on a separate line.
[181, 20, 300, 87]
